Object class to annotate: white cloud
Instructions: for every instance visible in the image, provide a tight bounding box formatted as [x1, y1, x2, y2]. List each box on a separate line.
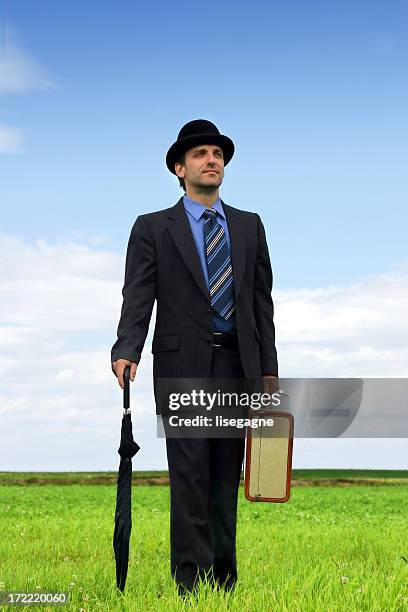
[0, 31, 54, 96]
[275, 269, 408, 376]
[0, 232, 406, 470]
[0, 25, 55, 154]
[0, 122, 24, 152]
[0, 231, 159, 470]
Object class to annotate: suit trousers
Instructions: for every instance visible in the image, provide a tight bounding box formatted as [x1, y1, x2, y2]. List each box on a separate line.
[164, 343, 246, 594]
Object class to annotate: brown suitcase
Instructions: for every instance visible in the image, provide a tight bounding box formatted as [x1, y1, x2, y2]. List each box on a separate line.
[244, 408, 294, 503]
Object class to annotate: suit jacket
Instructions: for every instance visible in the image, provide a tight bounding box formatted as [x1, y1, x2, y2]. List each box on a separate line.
[111, 197, 278, 412]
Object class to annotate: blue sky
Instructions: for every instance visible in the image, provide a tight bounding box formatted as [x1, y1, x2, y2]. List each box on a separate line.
[1, 0, 407, 287]
[0, 1, 407, 470]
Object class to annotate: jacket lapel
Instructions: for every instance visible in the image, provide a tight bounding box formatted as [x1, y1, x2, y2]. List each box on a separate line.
[167, 198, 209, 299]
[166, 197, 247, 301]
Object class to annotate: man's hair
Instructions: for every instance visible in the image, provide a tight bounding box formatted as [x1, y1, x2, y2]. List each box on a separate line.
[176, 152, 186, 192]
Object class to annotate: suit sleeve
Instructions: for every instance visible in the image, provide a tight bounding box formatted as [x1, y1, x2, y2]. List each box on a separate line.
[111, 215, 156, 366]
[254, 213, 278, 377]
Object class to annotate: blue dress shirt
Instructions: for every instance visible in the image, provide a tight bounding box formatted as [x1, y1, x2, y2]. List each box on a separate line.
[183, 195, 237, 333]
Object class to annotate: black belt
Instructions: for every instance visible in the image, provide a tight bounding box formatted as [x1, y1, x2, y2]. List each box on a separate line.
[211, 332, 238, 349]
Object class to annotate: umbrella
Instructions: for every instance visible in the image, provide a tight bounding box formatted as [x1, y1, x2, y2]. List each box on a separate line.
[113, 365, 140, 592]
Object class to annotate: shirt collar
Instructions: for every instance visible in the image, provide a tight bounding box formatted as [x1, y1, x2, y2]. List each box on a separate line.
[183, 194, 225, 221]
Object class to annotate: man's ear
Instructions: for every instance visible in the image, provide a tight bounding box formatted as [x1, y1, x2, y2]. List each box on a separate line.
[174, 163, 184, 178]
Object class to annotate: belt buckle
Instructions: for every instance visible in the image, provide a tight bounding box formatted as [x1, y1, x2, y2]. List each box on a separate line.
[212, 332, 222, 347]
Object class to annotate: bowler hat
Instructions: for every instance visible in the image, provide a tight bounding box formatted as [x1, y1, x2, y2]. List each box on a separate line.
[166, 119, 235, 175]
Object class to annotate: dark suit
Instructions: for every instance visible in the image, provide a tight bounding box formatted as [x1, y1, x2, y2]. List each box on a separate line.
[111, 197, 278, 385]
[111, 196, 278, 592]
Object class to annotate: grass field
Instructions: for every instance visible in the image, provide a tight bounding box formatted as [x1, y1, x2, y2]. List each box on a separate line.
[0, 473, 407, 611]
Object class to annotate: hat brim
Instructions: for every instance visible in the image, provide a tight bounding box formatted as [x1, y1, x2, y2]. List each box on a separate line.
[166, 133, 235, 175]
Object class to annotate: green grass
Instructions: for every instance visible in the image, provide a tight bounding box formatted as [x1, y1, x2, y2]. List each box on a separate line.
[1, 484, 407, 610]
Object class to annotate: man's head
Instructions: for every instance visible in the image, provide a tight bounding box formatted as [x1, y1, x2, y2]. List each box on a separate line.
[166, 120, 234, 194]
[175, 144, 225, 193]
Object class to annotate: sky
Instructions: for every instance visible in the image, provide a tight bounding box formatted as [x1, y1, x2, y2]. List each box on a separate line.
[0, 0, 407, 471]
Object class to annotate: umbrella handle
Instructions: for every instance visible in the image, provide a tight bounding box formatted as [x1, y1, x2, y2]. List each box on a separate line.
[123, 365, 130, 411]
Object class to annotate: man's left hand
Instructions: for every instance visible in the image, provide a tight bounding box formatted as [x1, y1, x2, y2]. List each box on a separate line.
[262, 375, 279, 394]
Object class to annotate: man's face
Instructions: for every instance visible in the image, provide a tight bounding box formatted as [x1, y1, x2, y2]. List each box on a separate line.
[175, 144, 224, 191]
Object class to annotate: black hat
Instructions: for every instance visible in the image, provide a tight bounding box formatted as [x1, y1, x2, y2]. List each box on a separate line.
[166, 119, 235, 175]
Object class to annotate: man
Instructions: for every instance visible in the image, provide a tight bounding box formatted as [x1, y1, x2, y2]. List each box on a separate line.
[111, 119, 278, 596]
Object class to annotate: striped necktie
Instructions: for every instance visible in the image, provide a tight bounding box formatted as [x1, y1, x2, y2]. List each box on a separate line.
[203, 208, 236, 320]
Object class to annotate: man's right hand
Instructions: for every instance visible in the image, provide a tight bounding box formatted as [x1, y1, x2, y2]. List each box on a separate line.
[112, 359, 138, 390]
